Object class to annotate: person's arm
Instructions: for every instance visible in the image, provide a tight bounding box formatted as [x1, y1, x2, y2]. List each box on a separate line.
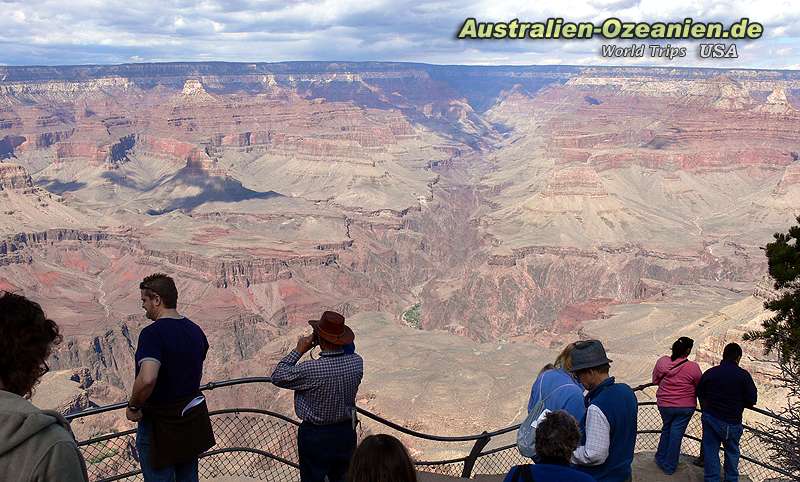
[571, 404, 610, 466]
[126, 361, 159, 422]
[527, 377, 541, 413]
[696, 371, 708, 406]
[690, 362, 703, 387]
[127, 328, 161, 422]
[652, 358, 665, 384]
[744, 372, 758, 408]
[129, 361, 159, 405]
[271, 334, 317, 390]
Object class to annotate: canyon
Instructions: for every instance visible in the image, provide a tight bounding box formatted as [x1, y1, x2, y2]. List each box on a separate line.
[1, 62, 799, 462]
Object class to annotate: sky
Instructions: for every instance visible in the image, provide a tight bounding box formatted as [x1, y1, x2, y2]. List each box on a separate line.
[1, 0, 798, 69]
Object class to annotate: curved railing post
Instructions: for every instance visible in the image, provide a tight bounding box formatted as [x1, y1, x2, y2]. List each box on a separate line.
[461, 431, 491, 478]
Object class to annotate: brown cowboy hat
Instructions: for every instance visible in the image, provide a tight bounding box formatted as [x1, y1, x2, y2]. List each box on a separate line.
[308, 311, 354, 345]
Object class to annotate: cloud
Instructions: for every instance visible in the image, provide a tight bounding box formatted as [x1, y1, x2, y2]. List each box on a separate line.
[0, 0, 797, 68]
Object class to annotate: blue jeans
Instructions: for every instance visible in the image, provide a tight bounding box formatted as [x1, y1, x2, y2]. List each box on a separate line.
[136, 418, 199, 482]
[655, 406, 694, 474]
[297, 421, 356, 482]
[701, 412, 743, 482]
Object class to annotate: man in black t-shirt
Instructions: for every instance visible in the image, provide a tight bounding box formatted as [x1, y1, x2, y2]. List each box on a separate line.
[126, 273, 213, 482]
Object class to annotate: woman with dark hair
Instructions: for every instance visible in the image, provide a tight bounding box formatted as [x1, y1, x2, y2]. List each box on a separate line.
[347, 434, 417, 482]
[505, 410, 595, 481]
[0, 291, 89, 481]
[652, 336, 703, 475]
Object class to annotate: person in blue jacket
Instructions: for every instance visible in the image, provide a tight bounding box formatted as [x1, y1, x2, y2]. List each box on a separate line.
[504, 410, 595, 482]
[527, 342, 587, 426]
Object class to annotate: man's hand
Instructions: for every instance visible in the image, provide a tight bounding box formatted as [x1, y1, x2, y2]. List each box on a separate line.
[296, 333, 315, 354]
[126, 406, 143, 422]
[128, 359, 159, 423]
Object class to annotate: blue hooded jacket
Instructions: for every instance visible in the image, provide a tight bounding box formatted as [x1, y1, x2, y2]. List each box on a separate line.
[527, 368, 586, 425]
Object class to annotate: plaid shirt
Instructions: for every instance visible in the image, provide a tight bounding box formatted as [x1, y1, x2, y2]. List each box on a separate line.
[271, 349, 363, 425]
[572, 404, 610, 465]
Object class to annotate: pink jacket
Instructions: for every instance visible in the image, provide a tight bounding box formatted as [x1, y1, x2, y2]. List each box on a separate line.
[652, 355, 702, 408]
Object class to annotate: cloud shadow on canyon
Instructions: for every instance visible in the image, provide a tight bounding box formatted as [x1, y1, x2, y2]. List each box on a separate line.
[37, 178, 87, 194]
[145, 170, 283, 215]
[100, 170, 153, 191]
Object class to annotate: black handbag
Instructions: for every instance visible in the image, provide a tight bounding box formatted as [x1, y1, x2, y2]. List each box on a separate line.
[145, 394, 216, 469]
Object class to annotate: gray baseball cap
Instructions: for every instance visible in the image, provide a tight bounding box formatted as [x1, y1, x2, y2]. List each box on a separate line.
[570, 340, 613, 372]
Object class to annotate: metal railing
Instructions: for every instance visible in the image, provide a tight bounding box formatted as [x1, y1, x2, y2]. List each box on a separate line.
[66, 377, 793, 481]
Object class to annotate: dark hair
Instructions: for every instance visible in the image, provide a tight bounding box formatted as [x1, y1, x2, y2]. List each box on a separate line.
[537, 363, 555, 377]
[140, 273, 178, 309]
[535, 410, 582, 462]
[347, 434, 417, 482]
[671, 337, 694, 361]
[0, 292, 62, 397]
[575, 363, 611, 378]
[723, 342, 743, 363]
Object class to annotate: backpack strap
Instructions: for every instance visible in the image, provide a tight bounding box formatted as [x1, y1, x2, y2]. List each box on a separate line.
[511, 464, 536, 482]
[541, 383, 573, 403]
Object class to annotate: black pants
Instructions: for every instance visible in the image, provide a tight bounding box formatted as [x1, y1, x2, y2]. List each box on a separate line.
[297, 420, 356, 482]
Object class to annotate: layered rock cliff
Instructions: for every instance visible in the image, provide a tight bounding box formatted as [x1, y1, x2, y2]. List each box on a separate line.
[0, 62, 797, 381]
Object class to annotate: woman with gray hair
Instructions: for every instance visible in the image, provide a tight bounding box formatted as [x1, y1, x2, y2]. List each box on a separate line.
[505, 410, 596, 481]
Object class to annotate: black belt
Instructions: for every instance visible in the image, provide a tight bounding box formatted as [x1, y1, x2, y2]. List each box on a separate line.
[301, 419, 353, 427]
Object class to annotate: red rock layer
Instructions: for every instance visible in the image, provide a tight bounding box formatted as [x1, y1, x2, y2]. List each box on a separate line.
[542, 165, 607, 197]
[535, 84, 800, 173]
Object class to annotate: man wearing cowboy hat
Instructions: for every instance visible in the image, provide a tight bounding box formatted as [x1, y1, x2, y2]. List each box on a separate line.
[569, 340, 638, 482]
[271, 311, 363, 482]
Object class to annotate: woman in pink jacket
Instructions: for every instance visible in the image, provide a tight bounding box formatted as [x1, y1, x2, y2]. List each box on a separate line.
[652, 336, 703, 475]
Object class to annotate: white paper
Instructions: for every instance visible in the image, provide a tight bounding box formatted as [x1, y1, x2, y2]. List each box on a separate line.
[529, 408, 551, 429]
[181, 395, 205, 416]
